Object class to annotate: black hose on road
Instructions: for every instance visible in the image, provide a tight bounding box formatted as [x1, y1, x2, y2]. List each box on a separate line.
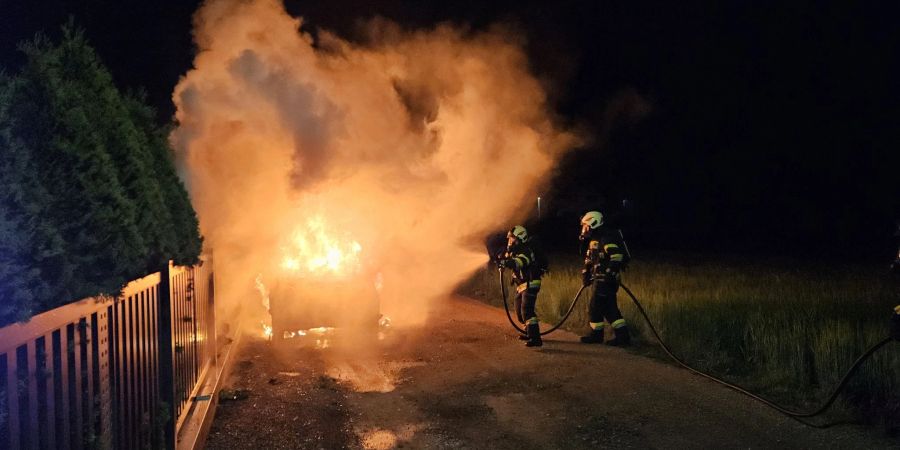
[619, 282, 895, 425]
[495, 267, 895, 425]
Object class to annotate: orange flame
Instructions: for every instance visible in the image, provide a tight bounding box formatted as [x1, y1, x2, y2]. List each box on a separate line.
[280, 215, 362, 278]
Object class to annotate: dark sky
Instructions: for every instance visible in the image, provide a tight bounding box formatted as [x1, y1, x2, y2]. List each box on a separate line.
[3, 1, 899, 258]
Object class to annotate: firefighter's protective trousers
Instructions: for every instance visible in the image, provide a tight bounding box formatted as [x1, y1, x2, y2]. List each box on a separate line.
[514, 282, 541, 325]
[588, 279, 623, 326]
[506, 242, 541, 326]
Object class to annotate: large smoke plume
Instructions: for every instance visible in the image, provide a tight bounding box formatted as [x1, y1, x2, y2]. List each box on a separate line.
[172, 0, 578, 330]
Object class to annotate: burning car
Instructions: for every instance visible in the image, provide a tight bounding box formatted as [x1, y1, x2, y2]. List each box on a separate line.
[264, 216, 381, 341]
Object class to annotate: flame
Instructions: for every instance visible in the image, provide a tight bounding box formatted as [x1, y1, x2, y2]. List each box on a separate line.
[280, 215, 362, 278]
[255, 275, 273, 338]
[254, 274, 270, 311]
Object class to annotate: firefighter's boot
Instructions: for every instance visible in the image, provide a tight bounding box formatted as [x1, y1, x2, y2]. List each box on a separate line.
[525, 323, 542, 347]
[518, 329, 529, 341]
[580, 327, 604, 344]
[606, 325, 631, 346]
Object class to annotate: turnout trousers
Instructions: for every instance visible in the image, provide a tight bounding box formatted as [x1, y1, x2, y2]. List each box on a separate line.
[588, 280, 623, 325]
[514, 287, 540, 324]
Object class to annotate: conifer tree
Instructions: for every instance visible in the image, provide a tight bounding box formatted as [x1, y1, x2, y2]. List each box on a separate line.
[14, 29, 147, 295]
[0, 25, 203, 325]
[123, 93, 202, 265]
[0, 74, 69, 323]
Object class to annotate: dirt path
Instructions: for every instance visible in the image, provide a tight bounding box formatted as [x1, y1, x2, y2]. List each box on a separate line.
[206, 296, 897, 449]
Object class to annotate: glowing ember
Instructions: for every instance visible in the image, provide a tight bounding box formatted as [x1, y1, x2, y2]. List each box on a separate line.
[281, 215, 362, 278]
[261, 322, 273, 339]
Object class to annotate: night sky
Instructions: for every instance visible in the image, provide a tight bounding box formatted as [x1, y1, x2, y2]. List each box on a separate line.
[3, 1, 899, 259]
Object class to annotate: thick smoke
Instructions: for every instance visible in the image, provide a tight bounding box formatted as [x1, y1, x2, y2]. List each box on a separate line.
[172, 0, 578, 330]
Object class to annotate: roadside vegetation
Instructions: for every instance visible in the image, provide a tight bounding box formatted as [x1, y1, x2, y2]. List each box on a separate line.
[459, 253, 900, 432]
[0, 25, 202, 325]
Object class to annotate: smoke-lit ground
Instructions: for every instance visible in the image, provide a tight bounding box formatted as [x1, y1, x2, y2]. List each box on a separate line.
[172, 0, 577, 342]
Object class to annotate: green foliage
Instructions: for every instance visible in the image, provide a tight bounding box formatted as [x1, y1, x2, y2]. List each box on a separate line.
[460, 255, 900, 430]
[0, 72, 70, 322]
[0, 25, 202, 325]
[123, 93, 202, 265]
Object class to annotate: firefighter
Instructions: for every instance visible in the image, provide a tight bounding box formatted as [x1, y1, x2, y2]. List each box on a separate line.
[892, 305, 900, 341]
[578, 211, 631, 345]
[500, 225, 543, 347]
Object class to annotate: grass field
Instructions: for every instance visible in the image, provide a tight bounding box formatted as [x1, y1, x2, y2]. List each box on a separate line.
[458, 253, 900, 431]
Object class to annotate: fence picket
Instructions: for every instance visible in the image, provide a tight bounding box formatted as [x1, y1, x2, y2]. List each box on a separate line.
[96, 309, 111, 450]
[84, 316, 96, 448]
[7, 347, 20, 450]
[69, 324, 83, 449]
[56, 330, 69, 450]
[26, 340, 38, 450]
[43, 332, 56, 450]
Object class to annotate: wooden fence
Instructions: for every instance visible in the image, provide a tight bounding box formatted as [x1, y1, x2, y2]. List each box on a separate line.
[0, 259, 216, 449]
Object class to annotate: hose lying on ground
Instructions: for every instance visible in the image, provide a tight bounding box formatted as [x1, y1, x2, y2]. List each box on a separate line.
[495, 268, 894, 424]
[498, 268, 586, 336]
[619, 282, 895, 423]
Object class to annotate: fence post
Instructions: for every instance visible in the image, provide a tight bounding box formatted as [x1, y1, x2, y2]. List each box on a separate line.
[157, 262, 176, 450]
[207, 257, 217, 370]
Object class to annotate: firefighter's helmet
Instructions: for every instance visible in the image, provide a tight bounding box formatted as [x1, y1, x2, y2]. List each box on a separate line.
[508, 225, 529, 242]
[581, 211, 604, 230]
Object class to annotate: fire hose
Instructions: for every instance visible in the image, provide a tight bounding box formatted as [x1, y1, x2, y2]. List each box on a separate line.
[617, 282, 895, 424]
[496, 267, 896, 425]
[498, 267, 587, 336]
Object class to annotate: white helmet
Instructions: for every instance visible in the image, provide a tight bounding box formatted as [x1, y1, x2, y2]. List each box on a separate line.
[581, 211, 604, 230]
[508, 225, 529, 242]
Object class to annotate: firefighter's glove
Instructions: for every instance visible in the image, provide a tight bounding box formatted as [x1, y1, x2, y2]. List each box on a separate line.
[891, 306, 900, 341]
[581, 270, 592, 287]
[501, 259, 517, 269]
